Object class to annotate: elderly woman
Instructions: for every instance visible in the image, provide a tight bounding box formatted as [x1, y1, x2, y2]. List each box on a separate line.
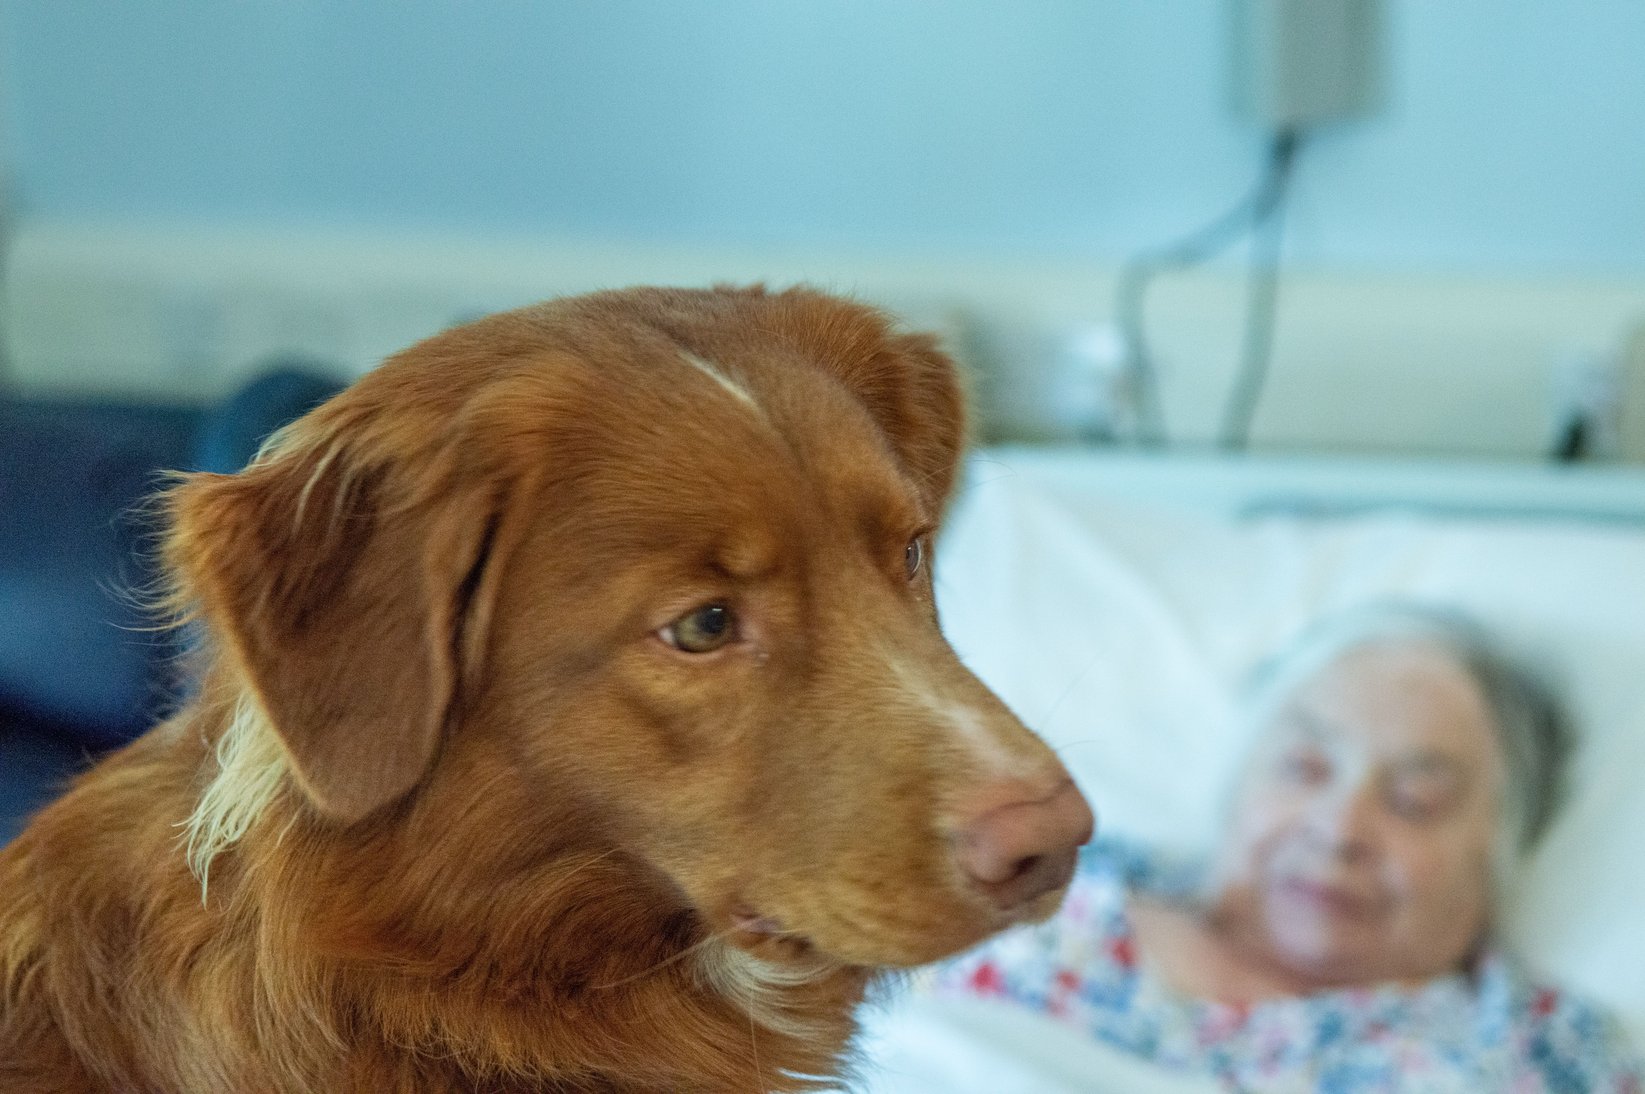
[935, 604, 1642, 1091]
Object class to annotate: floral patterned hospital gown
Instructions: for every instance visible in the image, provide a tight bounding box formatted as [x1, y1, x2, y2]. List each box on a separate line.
[931, 839, 1643, 1093]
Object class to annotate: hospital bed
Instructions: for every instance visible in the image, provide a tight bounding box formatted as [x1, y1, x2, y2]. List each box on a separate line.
[850, 445, 1645, 1092]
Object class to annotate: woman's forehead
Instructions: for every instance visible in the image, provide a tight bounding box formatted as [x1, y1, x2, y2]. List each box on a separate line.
[1276, 642, 1501, 765]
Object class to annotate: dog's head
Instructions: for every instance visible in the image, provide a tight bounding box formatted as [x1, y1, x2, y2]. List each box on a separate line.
[167, 286, 1091, 969]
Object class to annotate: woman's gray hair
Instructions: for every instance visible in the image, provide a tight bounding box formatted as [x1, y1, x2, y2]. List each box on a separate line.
[1239, 602, 1571, 878]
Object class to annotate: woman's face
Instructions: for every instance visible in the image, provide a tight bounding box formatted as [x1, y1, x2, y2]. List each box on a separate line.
[1214, 641, 1505, 988]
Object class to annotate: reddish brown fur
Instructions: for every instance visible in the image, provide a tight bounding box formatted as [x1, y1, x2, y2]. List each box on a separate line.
[0, 286, 1080, 1092]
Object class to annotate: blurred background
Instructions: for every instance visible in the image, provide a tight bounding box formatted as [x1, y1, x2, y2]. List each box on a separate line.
[1, 0, 1642, 457]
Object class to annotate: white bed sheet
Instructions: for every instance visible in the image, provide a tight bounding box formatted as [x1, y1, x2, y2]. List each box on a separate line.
[846, 995, 1219, 1094]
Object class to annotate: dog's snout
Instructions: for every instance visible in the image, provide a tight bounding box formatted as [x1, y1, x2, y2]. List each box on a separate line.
[953, 778, 1094, 909]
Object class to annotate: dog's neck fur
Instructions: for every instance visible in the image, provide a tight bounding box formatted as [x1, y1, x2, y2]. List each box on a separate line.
[2, 678, 872, 1093]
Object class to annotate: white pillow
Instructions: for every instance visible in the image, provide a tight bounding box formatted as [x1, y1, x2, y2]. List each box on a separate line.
[933, 454, 1645, 1049]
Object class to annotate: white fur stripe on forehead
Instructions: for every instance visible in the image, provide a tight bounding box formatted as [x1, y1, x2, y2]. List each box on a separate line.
[677, 351, 766, 417]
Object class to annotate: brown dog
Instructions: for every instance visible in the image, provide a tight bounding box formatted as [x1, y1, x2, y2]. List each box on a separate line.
[0, 286, 1092, 1093]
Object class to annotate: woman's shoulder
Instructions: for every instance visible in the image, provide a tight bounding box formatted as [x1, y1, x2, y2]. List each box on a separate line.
[1167, 951, 1641, 1090]
[1253, 950, 1645, 1090]
[1490, 956, 1644, 1092]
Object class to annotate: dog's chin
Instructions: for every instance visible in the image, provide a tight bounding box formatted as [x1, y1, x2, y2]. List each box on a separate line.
[861, 886, 1077, 967]
[722, 905, 821, 961]
[1002, 885, 1075, 940]
[718, 902, 991, 971]
[725, 924, 824, 968]
[709, 861, 1080, 970]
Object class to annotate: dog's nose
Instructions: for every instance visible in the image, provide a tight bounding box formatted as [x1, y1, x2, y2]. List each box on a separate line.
[953, 777, 1094, 910]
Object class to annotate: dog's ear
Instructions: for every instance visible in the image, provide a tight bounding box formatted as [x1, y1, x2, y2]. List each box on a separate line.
[867, 330, 969, 519]
[753, 287, 968, 517]
[166, 382, 539, 823]
[824, 326, 969, 519]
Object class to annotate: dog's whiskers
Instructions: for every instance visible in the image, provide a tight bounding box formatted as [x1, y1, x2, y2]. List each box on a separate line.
[749, 1002, 765, 1093]
[588, 922, 745, 992]
[1051, 737, 1106, 756]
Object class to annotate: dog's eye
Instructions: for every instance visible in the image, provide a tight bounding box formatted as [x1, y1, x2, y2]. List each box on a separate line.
[661, 604, 736, 654]
[904, 537, 924, 581]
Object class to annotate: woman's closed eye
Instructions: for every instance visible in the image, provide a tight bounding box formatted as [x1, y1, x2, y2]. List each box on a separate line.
[1384, 771, 1462, 822]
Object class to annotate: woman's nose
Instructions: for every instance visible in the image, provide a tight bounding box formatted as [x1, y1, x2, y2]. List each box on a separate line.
[1307, 785, 1379, 858]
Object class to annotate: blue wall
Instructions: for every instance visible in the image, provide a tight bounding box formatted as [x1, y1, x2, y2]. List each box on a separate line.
[3, 1, 1642, 275]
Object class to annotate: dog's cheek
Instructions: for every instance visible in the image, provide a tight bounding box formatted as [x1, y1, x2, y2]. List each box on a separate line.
[622, 681, 811, 895]
[496, 657, 761, 846]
